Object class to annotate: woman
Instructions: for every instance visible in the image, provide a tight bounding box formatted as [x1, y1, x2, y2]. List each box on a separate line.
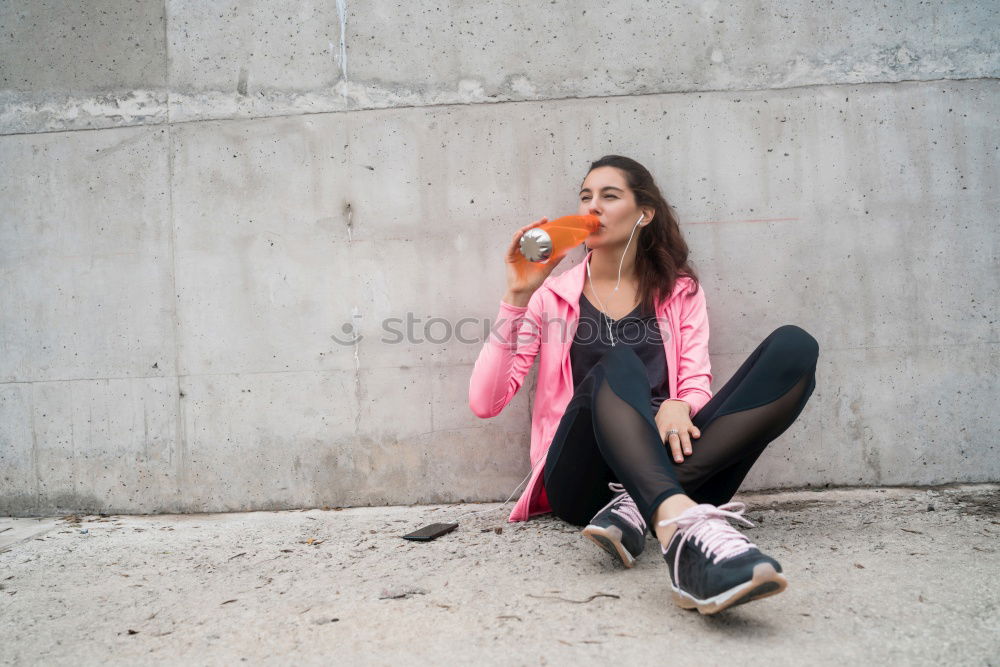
[469, 155, 818, 614]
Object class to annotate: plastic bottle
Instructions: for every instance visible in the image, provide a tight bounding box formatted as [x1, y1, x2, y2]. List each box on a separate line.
[518, 214, 600, 264]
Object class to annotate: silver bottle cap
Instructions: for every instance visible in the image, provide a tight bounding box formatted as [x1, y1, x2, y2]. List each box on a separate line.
[519, 228, 553, 262]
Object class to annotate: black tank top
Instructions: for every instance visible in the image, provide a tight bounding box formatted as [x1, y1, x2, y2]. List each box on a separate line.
[570, 292, 671, 415]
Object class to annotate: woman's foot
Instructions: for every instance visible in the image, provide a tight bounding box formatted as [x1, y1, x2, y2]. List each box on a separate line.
[581, 482, 647, 568]
[658, 502, 787, 614]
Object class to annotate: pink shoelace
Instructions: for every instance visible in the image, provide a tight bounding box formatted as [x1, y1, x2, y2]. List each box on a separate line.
[603, 482, 646, 533]
[656, 502, 758, 588]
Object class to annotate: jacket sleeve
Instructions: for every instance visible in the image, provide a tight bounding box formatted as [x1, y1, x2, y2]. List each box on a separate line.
[675, 279, 713, 417]
[468, 293, 543, 418]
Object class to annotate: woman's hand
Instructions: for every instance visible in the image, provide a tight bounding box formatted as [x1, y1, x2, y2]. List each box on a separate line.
[503, 218, 564, 305]
[655, 400, 701, 463]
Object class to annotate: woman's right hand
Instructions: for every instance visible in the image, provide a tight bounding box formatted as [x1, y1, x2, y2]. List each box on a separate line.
[503, 218, 564, 305]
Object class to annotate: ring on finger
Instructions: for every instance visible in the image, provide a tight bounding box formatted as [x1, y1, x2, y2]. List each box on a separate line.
[667, 429, 679, 436]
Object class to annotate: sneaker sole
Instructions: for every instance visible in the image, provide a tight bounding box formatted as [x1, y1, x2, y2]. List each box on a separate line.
[582, 524, 637, 568]
[670, 562, 787, 615]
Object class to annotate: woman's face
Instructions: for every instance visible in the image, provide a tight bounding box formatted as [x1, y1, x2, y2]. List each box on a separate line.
[577, 166, 649, 250]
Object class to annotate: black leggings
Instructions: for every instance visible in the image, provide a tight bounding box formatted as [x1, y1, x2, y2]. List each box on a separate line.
[543, 325, 819, 530]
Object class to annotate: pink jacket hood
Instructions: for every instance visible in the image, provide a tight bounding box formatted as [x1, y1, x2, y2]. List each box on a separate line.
[468, 250, 713, 523]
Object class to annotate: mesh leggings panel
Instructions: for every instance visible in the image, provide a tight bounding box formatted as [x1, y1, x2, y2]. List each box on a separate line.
[680, 371, 815, 505]
[682, 324, 819, 505]
[592, 369, 687, 523]
[544, 343, 686, 528]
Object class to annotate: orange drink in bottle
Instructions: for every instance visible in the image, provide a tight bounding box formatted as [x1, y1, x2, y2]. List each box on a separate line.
[518, 214, 600, 265]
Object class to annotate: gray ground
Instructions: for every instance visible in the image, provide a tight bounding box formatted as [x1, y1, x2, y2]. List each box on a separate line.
[2, 484, 999, 666]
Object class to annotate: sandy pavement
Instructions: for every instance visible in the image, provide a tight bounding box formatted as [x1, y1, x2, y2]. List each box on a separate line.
[2, 484, 999, 665]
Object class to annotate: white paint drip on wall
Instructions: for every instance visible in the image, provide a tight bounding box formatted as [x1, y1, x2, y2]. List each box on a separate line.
[350, 306, 361, 375]
[336, 0, 348, 80]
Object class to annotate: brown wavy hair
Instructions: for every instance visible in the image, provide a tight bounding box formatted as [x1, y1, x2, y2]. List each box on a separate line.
[584, 155, 699, 316]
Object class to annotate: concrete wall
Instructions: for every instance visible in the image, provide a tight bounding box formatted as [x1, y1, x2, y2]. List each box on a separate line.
[1, 1, 997, 515]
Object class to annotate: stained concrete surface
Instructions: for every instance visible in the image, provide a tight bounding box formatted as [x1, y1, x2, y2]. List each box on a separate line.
[2, 484, 998, 665]
[3, 1, 998, 133]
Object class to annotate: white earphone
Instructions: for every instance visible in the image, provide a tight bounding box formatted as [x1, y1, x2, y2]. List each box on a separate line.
[586, 213, 645, 346]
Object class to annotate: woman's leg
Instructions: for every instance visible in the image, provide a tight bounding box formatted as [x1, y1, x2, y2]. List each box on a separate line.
[544, 337, 800, 613]
[544, 325, 818, 530]
[676, 324, 820, 506]
[544, 343, 687, 529]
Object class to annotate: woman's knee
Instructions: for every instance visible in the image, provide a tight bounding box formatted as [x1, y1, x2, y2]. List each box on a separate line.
[598, 342, 645, 374]
[596, 344, 650, 396]
[768, 324, 819, 373]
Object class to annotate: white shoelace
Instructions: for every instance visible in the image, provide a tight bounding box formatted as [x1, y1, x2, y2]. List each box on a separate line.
[656, 503, 758, 588]
[606, 482, 646, 532]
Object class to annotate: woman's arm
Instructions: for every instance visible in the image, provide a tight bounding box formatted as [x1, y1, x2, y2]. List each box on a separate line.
[674, 279, 713, 417]
[468, 292, 543, 418]
[469, 215, 565, 418]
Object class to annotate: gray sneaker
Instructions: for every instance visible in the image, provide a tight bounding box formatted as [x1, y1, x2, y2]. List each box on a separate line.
[582, 482, 647, 568]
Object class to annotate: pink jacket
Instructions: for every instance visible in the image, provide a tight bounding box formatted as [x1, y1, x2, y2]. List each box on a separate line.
[468, 250, 714, 523]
